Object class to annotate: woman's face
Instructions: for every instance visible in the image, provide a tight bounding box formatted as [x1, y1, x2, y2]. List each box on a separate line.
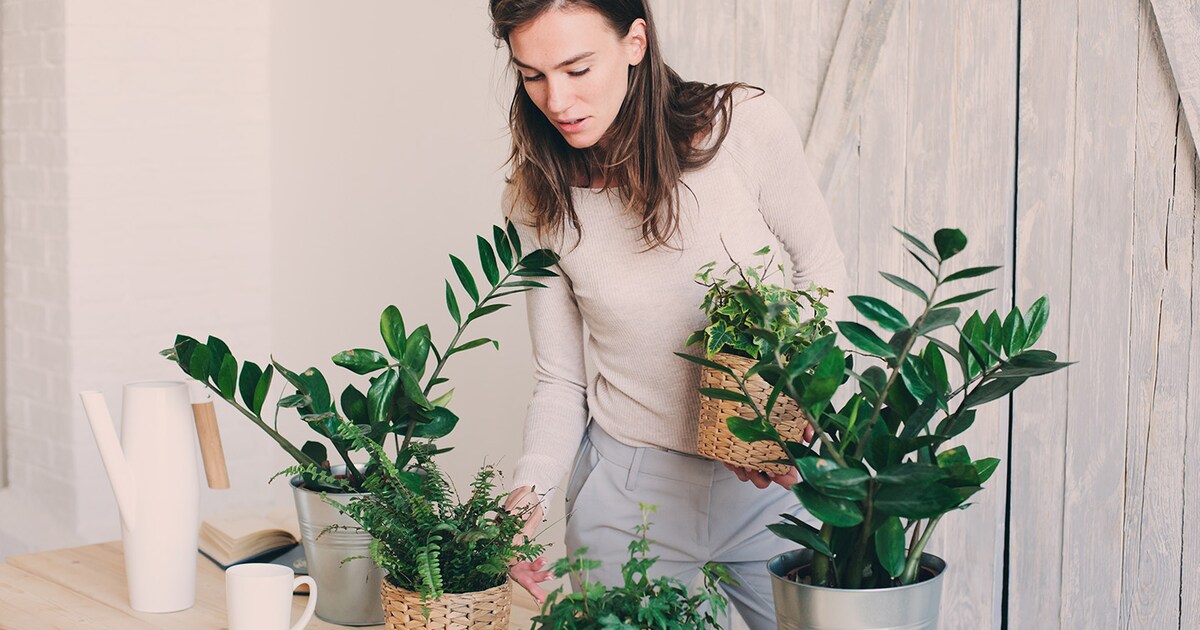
[508, 7, 646, 150]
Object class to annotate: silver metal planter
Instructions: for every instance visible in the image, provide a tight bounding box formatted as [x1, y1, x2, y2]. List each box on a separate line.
[291, 472, 384, 626]
[768, 549, 947, 630]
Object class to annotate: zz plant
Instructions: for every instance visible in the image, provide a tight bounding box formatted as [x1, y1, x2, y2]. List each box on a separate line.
[679, 228, 1071, 588]
[531, 506, 732, 630]
[685, 245, 831, 360]
[162, 223, 558, 490]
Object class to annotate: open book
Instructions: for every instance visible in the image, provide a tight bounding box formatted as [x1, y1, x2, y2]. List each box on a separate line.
[198, 505, 303, 570]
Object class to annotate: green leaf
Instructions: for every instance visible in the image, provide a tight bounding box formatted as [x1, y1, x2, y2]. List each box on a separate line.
[279, 393, 310, 408]
[501, 280, 548, 289]
[895, 227, 937, 259]
[301, 441, 328, 465]
[412, 406, 459, 439]
[520, 249, 559, 269]
[933, 228, 967, 260]
[849, 295, 910, 332]
[944, 265, 1002, 283]
[975, 457, 1001, 484]
[917, 307, 961, 335]
[445, 281, 461, 326]
[341, 384, 369, 426]
[962, 377, 1028, 408]
[875, 516, 907, 578]
[725, 417, 776, 443]
[217, 354, 237, 400]
[787, 334, 837, 375]
[206, 336, 232, 383]
[796, 457, 870, 500]
[874, 481, 962, 518]
[399, 366, 433, 410]
[404, 325, 432, 380]
[836, 321, 896, 358]
[923, 343, 950, 392]
[331, 349, 388, 375]
[188, 344, 212, 383]
[908, 248, 938, 278]
[513, 267, 557, 277]
[768, 522, 834, 557]
[380, 306, 406, 361]
[938, 445, 972, 467]
[935, 409, 976, 440]
[477, 235, 500, 286]
[959, 312, 985, 378]
[450, 254, 479, 304]
[492, 225, 514, 270]
[238, 361, 262, 411]
[1002, 309, 1028, 357]
[1024, 296, 1049, 349]
[800, 346, 845, 408]
[793, 483, 864, 527]
[506, 221, 523, 259]
[705, 322, 738, 357]
[367, 368, 399, 425]
[900, 356, 935, 403]
[252, 365, 273, 416]
[673, 352, 735, 376]
[933, 289, 994, 309]
[700, 387, 750, 404]
[466, 303, 510, 323]
[447, 338, 497, 357]
[879, 271, 929, 302]
[876, 463, 947, 485]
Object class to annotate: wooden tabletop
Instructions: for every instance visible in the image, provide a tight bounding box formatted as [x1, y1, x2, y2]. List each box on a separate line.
[0, 542, 540, 629]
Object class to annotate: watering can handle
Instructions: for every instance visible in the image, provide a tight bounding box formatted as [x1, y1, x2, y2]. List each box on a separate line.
[188, 382, 230, 489]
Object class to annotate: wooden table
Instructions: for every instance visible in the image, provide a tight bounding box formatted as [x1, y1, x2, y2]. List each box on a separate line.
[0, 542, 540, 629]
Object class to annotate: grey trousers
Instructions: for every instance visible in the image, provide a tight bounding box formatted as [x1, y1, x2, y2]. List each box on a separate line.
[563, 422, 805, 630]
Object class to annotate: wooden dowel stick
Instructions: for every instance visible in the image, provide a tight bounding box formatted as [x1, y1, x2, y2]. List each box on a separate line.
[192, 402, 230, 489]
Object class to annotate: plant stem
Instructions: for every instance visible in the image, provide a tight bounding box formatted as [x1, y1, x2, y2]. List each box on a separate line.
[844, 484, 876, 588]
[900, 514, 941, 585]
[812, 523, 833, 586]
[214, 387, 320, 469]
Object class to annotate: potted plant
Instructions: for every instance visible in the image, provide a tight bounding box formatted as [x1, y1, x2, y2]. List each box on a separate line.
[685, 245, 832, 474]
[531, 505, 732, 630]
[161, 222, 558, 625]
[679, 228, 1071, 629]
[298, 420, 544, 629]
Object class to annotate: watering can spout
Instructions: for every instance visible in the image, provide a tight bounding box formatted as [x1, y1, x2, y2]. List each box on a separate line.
[80, 390, 138, 530]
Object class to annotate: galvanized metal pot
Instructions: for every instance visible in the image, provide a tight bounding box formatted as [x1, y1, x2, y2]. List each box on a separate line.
[291, 470, 385, 626]
[768, 549, 947, 630]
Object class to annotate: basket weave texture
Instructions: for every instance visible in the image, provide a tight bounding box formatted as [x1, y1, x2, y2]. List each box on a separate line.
[697, 352, 809, 475]
[381, 579, 511, 629]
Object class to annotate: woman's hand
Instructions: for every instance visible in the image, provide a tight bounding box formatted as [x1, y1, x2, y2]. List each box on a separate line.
[725, 419, 814, 489]
[504, 486, 552, 604]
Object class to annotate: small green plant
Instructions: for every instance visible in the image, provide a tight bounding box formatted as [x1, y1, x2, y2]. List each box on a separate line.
[161, 223, 558, 490]
[292, 421, 543, 602]
[685, 245, 832, 360]
[680, 228, 1071, 589]
[531, 506, 733, 630]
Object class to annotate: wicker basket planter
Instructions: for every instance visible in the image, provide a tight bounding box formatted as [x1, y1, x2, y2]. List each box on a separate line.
[381, 579, 512, 629]
[697, 352, 809, 475]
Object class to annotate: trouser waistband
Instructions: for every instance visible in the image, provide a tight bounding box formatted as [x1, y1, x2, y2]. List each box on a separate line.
[585, 421, 715, 486]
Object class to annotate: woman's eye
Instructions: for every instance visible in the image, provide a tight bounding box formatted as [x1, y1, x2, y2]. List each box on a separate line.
[521, 74, 544, 82]
[569, 68, 590, 77]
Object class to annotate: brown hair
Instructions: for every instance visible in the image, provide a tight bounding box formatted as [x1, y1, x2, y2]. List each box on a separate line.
[490, 0, 759, 251]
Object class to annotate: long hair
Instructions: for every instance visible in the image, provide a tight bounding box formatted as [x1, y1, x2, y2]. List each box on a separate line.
[490, 0, 758, 251]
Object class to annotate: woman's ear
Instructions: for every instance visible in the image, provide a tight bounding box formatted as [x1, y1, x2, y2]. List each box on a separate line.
[625, 18, 647, 66]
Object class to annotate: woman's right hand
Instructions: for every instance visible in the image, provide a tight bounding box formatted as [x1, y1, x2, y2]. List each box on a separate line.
[505, 486, 552, 604]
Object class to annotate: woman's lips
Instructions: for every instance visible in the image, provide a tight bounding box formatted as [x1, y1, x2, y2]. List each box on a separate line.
[557, 117, 589, 133]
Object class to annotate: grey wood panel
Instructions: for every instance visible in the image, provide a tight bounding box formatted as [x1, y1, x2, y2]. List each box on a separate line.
[903, 3, 1017, 628]
[734, 1, 820, 139]
[1120, 3, 1189, 627]
[806, 0, 900, 194]
[1181, 114, 1200, 630]
[650, 0, 738, 84]
[1149, 0, 1200, 157]
[1010, 1, 1078, 627]
[1059, 0, 1140, 625]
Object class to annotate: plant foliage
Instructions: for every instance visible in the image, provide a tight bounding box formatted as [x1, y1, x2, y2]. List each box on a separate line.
[160, 223, 558, 490]
[685, 245, 832, 360]
[680, 228, 1071, 589]
[531, 506, 732, 630]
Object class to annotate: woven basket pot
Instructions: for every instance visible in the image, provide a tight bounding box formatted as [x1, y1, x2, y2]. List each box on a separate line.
[381, 580, 511, 629]
[698, 352, 809, 476]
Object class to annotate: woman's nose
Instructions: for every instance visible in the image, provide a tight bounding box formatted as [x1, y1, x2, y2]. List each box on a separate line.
[546, 77, 574, 115]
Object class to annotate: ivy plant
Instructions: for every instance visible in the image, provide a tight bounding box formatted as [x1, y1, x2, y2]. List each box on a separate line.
[161, 223, 558, 490]
[685, 245, 832, 360]
[679, 228, 1071, 589]
[531, 505, 732, 630]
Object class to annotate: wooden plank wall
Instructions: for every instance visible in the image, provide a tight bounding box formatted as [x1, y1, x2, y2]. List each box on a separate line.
[653, 0, 1200, 627]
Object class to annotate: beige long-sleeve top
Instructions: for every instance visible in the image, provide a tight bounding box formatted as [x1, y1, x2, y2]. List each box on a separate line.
[505, 89, 846, 509]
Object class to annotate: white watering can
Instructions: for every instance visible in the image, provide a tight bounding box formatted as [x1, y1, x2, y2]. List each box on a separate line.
[80, 381, 201, 613]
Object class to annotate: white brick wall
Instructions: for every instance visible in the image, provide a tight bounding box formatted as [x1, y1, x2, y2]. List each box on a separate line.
[1, 0, 285, 558]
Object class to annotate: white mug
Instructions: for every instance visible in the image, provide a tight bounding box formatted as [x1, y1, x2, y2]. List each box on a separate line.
[225, 563, 318, 630]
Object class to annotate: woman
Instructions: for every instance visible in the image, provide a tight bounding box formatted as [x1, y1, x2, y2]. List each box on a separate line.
[489, 1, 845, 627]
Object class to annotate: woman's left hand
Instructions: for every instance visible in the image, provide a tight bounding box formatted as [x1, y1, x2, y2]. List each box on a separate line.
[726, 419, 815, 488]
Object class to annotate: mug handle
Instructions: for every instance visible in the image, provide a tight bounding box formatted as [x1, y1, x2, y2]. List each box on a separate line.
[291, 576, 318, 630]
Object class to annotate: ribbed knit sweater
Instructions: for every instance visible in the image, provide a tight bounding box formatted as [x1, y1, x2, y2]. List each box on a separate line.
[505, 89, 846, 508]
